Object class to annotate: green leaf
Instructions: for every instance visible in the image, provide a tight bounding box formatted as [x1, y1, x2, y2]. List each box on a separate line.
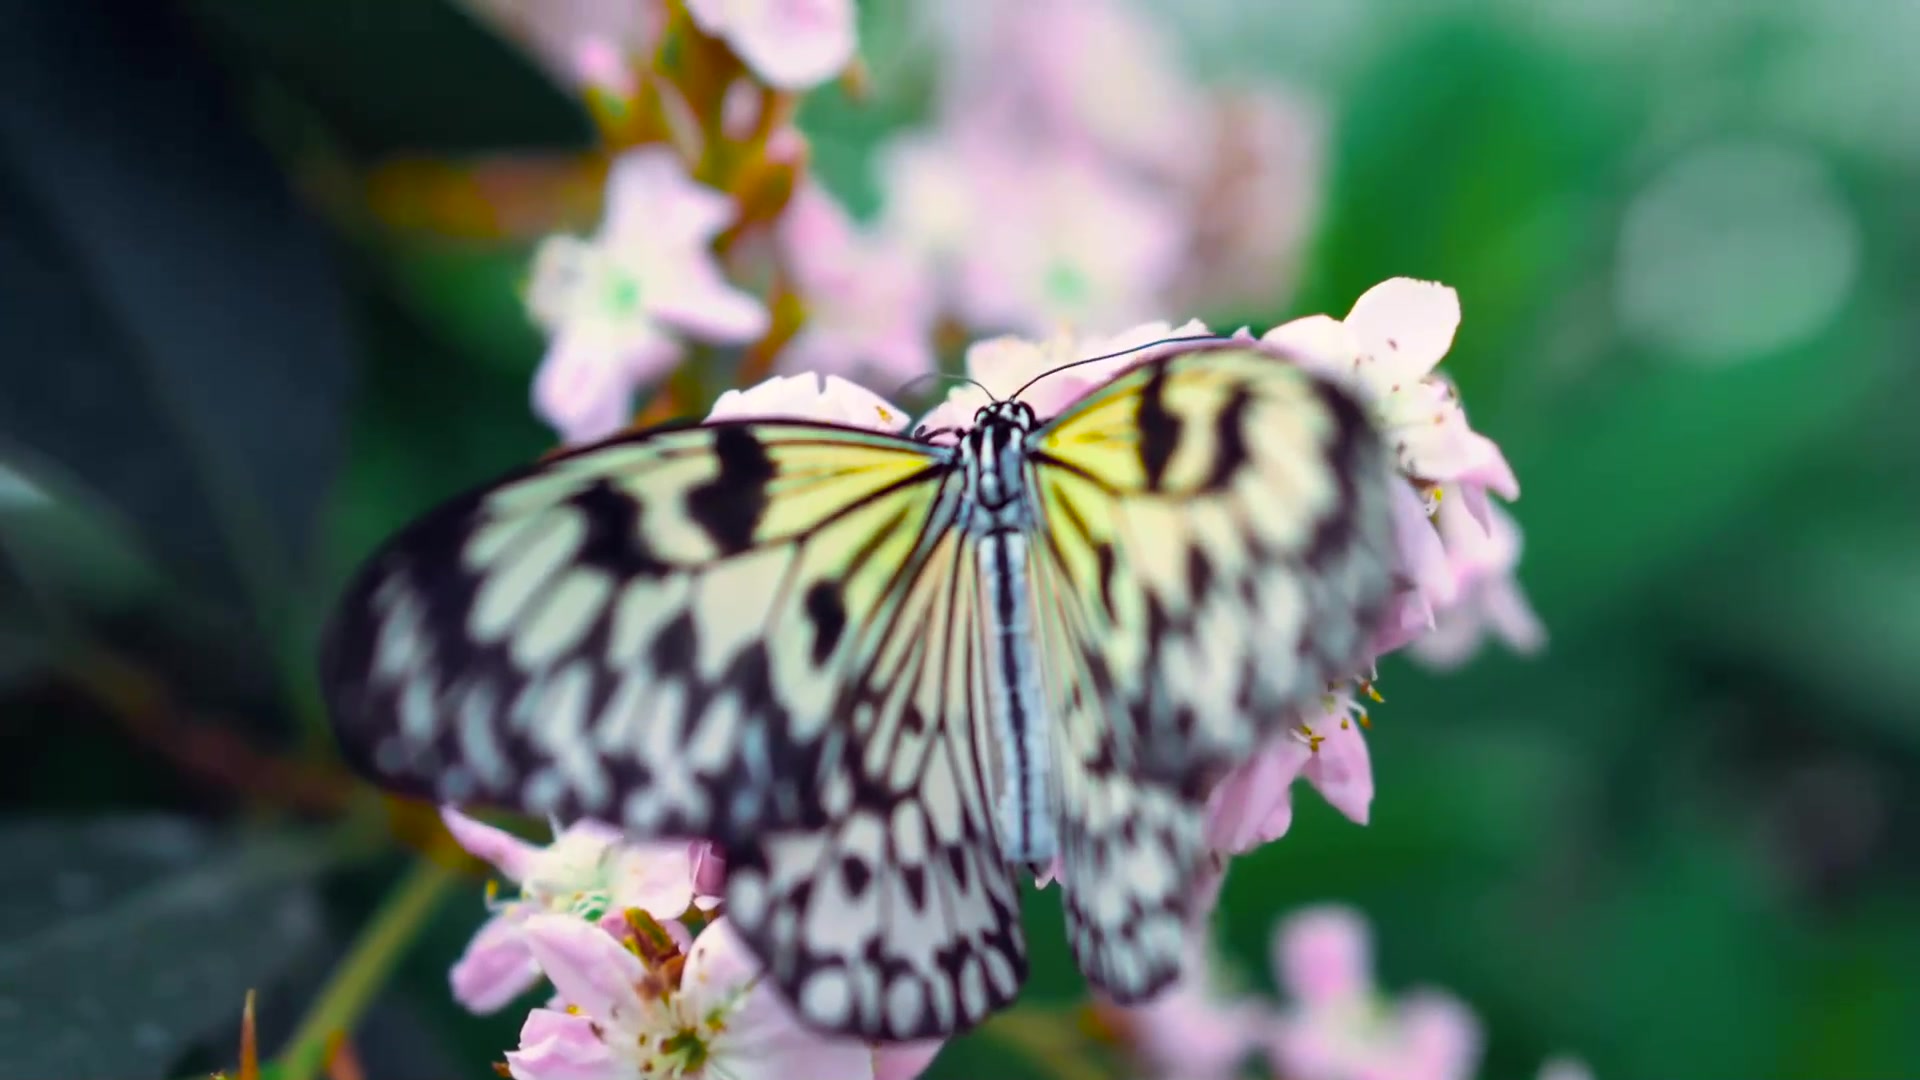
[0, 817, 333, 1080]
[0, 3, 356, 611]
[183, 0, 591, 156]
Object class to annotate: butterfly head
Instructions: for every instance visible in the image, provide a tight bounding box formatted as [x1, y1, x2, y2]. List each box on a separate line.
[974, 399, 1037, 434]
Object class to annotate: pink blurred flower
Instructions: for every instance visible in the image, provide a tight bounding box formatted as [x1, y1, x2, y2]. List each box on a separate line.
[1176, 87, 1327, 313]
[707, 371, 912, 431]
[441, 808, 701, 1014]
[1110, 930, 1266, 1080]
[777, 184, 938, 384]
[879, 131, 1186, 336]
[686, 0, 856, 91]
[528, 148, 768, 444]
[506, 914, 880, 1080]
[1409, 501, 1546, 668]
[925, 0, 1208, 181]
[915, 319, 1215, 433]
[1205, 689, 1375, 856]
[1267, 905, 1486, 1080]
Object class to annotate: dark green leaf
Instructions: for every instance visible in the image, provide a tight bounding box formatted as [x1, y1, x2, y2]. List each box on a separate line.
[0, 2, 355, 609]
[0, 817, 331, 1080]
[183, 0, 592, 156]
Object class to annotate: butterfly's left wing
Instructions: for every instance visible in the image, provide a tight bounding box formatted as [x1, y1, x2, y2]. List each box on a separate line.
[320, 420, 1024, 1039]
[1023, 345, 1397, 1001]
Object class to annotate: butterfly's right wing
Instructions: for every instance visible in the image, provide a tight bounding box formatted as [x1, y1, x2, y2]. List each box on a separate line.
[321, 419, 1024, 1040]
[1023, 346, 1398, 1002]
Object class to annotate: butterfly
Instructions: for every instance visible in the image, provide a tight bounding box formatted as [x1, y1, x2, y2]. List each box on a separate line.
[319, 339, 1398, 1040]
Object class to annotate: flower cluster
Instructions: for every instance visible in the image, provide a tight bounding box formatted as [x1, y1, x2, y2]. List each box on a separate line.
[1105, 902, 1592, 1080]
[445, 808, 935, 1079]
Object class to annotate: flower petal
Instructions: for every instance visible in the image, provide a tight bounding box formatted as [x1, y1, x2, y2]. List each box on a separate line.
[441, 807, 542, 882]
[1397, 990, 1484, 1080]
[505, 1008, 622, 1080]
[1274, 905, 1374, 1007]
[450, 913, 540, 1014]
[520, 914, 649, 1028]
[1204, 734, 1310, 854]
[602, 147, 737, 246]
[1302, 717, 1373, 826]
[872, 1040, 946, 1080]
[610, 842, 696, 919]
[1343, 277, 1460, 384]
[683, 918, 876, 1080]
[532, 328, 677, 445]
[1260, 314, 1362, 382]
[690, 0, 857, 91]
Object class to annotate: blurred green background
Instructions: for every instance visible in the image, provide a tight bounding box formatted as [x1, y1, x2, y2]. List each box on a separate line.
[2, 1, 1916, 1078]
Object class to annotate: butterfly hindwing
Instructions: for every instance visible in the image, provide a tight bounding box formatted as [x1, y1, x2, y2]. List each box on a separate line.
[1024, 346, 1397, 1002]
[726, 503, 1026, 1038]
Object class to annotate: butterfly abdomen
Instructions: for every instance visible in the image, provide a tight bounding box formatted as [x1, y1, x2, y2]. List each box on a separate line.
[976, 526, 1055, 863]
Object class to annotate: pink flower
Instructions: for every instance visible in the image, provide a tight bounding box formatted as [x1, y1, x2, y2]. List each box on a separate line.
[685, 0, 856, 91]
[1204, 690, 1375, 856]
[1175, 87, 1326, 313]
[1409, 502, 1546, 668]
[1261, 278, 1533, 662]
[441, 808, 702, 1014]
[528, 148, 768, 444]
[1266, 906, 1486, 1080]
[879, 131, 1187, 336]
[1109, 929, 1266, 1080]
[706, 372, 912, 431]
[777, 184, 938, 384]
[505, 914, 879, 1080]
[914, 319, 1216, 433]
[925, 0, 1209, 182]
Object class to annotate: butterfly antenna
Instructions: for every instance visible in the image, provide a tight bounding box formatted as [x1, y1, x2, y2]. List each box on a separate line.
[891, 370, 1000, 403]
[1009, 333, 1234, 402]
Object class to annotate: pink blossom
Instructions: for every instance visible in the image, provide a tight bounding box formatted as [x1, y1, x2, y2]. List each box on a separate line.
[706, 372, 912, 431]
[1409, 501, 1546, 668]
[1204, 690, 1374, 856]
[1175, 87, 1326, 313]
[914, 319, 1216, 434]
[528, 148, 768, 445]
[506, 914, 879, 1080]
[924, 0, 1209, 181]
[685, 0, 856, 91]
[1266, 906, 1487, 1080]
[441, 808, 701, 1014]
[1110, 930, 1266, 1080]
[871, 1042, 945, 1080]
[879, 131, 1187, 336]
[777, 184, 938, 384]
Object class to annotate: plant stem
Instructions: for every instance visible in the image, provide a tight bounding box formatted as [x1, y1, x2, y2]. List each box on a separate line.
[278, 858, 460, 1080]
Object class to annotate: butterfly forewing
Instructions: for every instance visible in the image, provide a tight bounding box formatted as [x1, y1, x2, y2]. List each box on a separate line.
[1023, 346, 1397, 1002]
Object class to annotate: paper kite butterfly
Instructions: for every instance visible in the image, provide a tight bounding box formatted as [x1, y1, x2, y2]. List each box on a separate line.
[319, 339, 1398, 1040]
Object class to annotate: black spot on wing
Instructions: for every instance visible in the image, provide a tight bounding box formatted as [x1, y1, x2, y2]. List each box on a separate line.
[685, 426, 775, 554]
[1301, 380, 1376, 571]
[1135, 362, 1180, 490]
[1202, 387, 1254, 491]
[840, 855, 872, 899]
[804, 580, 847, 665]
[571, 478, 669, 576]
